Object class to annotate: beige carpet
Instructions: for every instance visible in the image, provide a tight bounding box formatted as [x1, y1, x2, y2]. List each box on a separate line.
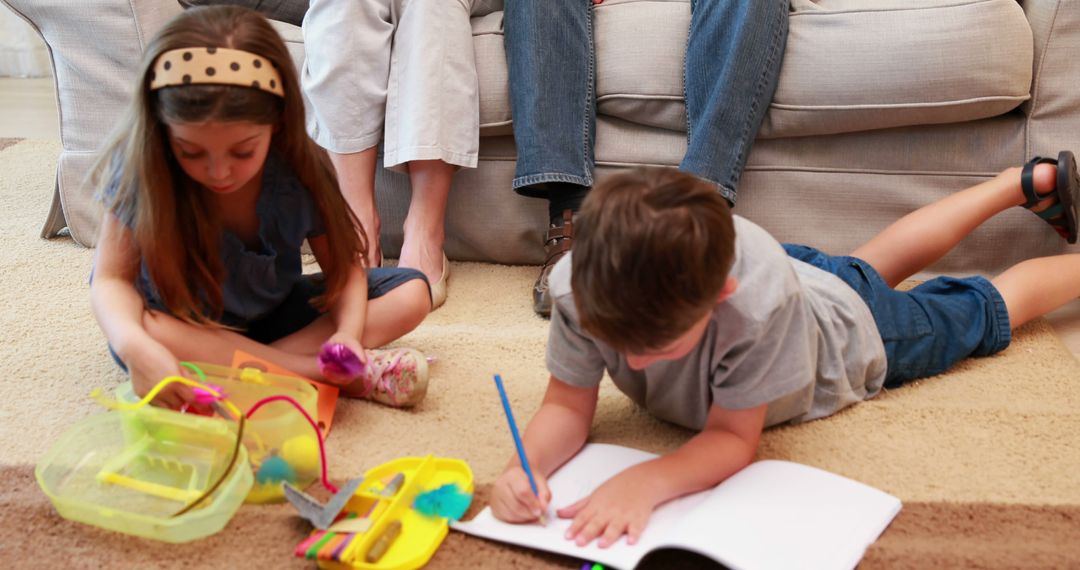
[2, 139, 1080, 568]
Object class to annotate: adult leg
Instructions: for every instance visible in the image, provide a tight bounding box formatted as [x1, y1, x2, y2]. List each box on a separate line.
[852, 164, 1058, 287]
[398, 160, 453, 295]
[327, 150, 382, 268]
[302, 0, 396, 267]
[384, 0, 495, 304]
[681, 0, 788, 205]
[181, 0, 309, 27]
[504, 0, 595, 315]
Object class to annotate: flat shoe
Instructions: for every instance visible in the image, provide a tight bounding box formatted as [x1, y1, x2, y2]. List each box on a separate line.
[430, 252, 450, 310]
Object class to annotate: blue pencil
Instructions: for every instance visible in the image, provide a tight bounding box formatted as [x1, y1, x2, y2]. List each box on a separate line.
[493, 374, 546, 524]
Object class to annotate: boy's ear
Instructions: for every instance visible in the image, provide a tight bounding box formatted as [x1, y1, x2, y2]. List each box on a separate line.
[717, 277, 738, 303]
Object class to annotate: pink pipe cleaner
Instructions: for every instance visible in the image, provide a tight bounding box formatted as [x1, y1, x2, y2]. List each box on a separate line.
[246, 395, 338, 494]
[318, 343, 364, 383]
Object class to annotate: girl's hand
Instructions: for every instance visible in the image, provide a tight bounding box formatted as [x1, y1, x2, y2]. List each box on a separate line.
[327, 332, 366, 363]
[558, 469, 660, 548]
[491, 465, 552, 523]
[128, 339, 198, 411]
[319, 332, 368, 386]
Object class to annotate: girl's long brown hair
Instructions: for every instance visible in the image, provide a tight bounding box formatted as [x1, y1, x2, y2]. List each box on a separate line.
[92, 6, 366, 326]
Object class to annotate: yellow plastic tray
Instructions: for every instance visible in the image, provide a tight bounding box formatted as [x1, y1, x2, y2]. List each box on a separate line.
[299, 455, 473, 570]
[35, 406, 252, 543]
[116, 362, 320, 503]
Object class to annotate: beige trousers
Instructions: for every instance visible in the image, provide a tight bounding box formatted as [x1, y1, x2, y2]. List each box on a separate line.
[301, 0, 501, 171]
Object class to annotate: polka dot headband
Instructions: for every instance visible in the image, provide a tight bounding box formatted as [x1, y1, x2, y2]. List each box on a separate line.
[149, 46, 284, 97]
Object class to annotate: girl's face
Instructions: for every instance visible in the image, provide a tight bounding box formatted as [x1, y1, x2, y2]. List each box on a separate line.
[165, 120, 274, 195]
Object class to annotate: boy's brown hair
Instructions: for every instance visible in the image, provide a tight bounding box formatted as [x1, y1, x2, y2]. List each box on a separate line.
[571, 167, 736, 353]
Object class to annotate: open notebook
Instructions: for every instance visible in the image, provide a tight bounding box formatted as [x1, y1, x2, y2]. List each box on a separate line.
[453, 444, 901, 570]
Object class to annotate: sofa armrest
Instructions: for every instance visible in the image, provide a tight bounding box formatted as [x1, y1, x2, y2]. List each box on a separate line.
[0, 0, 183, 245]
[1021, 0, 1080, 159]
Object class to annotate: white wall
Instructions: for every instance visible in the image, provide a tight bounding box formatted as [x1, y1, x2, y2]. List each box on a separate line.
[0, 5, 50, 77]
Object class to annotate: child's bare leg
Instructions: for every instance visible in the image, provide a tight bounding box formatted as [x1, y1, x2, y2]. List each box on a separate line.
[992, 254, 1080, 328]
[270, 278, 431, 355]
[329, 148, 382, 267]
[399, 159, 452, 284]
[141, 311, 324, 378]
[852, 164, 1058, 287]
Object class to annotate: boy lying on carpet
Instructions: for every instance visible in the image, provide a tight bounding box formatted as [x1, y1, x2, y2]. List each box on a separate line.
[491, 156, 1080, 548]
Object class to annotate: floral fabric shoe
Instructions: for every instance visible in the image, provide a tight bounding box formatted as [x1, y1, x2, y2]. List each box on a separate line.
[344, 347, 429, 408]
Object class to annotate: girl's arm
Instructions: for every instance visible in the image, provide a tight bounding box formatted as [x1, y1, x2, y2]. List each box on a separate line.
[90, 213, 191, 408]
[308, 234, 368, 347]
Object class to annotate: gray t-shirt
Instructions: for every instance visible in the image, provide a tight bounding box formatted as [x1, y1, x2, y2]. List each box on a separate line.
[547, 215, 887, 431]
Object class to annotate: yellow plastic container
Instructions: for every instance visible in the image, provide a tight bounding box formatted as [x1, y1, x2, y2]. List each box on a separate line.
[35, 406, 252, 543]
[301, 455, 473, 570]
[116, 363, 321, 503]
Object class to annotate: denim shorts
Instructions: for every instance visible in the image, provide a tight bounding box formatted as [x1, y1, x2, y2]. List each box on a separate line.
[783, 244, 1012, 388]
[109, 267, 427, 370]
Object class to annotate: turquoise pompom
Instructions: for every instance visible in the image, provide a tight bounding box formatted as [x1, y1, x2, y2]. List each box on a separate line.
[412, 483, 472, 521]
[256, 455, 297, 484]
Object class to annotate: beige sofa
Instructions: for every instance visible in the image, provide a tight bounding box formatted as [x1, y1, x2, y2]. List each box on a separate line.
[5, 0, 1080, 277]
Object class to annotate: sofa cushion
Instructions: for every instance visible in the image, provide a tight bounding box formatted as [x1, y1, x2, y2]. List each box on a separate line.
[265, 0, 1034, 141]
[595, 0, 1033, 138]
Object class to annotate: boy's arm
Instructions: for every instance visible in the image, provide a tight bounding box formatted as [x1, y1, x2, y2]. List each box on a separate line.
[560, 402, 767, 548]
[521, 375, 599, 475]
[491, 375, 599, 523]
[90, 213, 190, 408]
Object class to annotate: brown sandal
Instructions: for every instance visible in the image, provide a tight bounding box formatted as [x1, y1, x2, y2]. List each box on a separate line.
[533, 209, 574, 317]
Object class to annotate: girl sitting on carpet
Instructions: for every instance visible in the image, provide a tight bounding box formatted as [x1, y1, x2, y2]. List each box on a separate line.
[89, 6, 431, 410]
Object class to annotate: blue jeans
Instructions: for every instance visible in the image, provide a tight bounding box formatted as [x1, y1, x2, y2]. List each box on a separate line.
[504, 0, 789, 205]
[783, 244, 1012, 388]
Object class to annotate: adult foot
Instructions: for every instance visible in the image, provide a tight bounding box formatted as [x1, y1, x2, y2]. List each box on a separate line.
[399, 234, 448, 309]
[355, 214, 382, 268]
[534, 209, 574, 318]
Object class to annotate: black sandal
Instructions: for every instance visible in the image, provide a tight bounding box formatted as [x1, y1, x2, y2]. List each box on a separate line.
[1020, 150, 1080, 244]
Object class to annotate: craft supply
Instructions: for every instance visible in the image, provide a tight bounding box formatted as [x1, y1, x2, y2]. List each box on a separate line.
[289, 454, 473, 568]
[326, 517, 373, 534]
[247, 394, 337, 494]
[281, 435, 321, 478]
[284, 477, 364, 530]
[380, 472, 405, 496]
[330, 531, 357, 561]
[453, 443, 903, 570]
[255, 454, 297, 485]
[493, 374, 546, 525]
[365, 520, 403, 563]
[413, 483, 472, 521]
[318, 342, 365, 383]
[40, 376, 252, 543]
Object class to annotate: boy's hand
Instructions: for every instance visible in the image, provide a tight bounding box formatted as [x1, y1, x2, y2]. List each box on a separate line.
[490, 465, 552, 523]
[558, 468, 660, 548]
